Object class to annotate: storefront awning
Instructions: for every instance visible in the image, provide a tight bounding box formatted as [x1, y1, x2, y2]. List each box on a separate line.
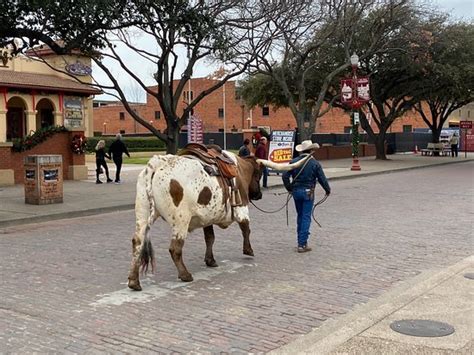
[0, 70, 101, 95]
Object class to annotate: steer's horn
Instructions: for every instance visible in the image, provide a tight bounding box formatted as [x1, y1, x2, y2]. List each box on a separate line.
[256, 154, 311, 171]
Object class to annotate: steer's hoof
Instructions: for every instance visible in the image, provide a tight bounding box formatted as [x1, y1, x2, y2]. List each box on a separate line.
[179, 273, 194, 282]
[128, 279, 142, 291]
[243, 249, 254, 257]
[205, 259, 218, 267]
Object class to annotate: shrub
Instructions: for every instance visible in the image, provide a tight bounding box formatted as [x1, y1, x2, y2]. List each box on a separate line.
[85, 136, 166, 153]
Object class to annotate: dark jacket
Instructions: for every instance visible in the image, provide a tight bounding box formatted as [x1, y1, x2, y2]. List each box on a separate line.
[95, 148, 110, 161]
[238, 145, 251, 157]
[108, 140, 130, 160]
[255, 142, 267, 159]
[282, 153, 331, 194]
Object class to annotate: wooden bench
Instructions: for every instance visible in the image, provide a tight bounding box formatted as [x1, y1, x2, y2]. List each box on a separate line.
[421, 143, 448, 156]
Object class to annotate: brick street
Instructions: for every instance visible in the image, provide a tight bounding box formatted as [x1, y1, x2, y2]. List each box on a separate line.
[1, 162, 472, 354]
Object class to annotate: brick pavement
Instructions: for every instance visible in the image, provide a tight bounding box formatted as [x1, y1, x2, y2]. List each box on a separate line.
[0, 162, 472, 353]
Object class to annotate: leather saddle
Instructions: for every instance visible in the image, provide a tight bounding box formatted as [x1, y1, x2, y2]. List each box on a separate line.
[178, 143, 238, 179]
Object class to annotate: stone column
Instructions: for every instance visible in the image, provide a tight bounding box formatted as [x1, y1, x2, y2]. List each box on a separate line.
[0, 110, 6, 142]
[67, 129, 88, 180]
[26, 110, 37, 135]
[53, 111, 63, 126]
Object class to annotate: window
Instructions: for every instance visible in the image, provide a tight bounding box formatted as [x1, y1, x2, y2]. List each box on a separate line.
[154, 111, 161, 120]
[218, 108, 224, 118]
[119, 112, 125, 120]
[183, 91, 194, 101]
[120, 130, 125, 134]
[403, 125, 412, 133]
[262, 106, 269, 116]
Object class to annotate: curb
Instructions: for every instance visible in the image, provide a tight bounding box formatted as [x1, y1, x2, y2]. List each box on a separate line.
[1, 159, 471, 228]
[270, 255, 474, 355]
[0, 204, 135, 229]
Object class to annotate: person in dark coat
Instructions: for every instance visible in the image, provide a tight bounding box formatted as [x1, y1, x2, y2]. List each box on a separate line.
[238, 138, 251, 157]
[95, 140, 113, 184]
[282, 140, 331, 253]
[108, 133, 130, 184]
[255, 136, 269, 188]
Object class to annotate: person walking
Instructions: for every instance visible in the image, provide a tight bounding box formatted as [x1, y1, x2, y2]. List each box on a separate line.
[450, 132, 459, 157]
[255, 136, 269, 188]
[238, 138, 251, 157]
[108, 133, 130, 184]
[282, 140, 331, 253]
[95, 140, 113, 184]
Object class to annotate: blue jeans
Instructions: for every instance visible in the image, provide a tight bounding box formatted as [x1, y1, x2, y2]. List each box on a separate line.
[261, 167, 268, 188]
[292, 188, 314, 247]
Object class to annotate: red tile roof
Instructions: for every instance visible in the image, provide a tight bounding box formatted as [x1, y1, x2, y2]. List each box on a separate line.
[0, 70, 101, 95]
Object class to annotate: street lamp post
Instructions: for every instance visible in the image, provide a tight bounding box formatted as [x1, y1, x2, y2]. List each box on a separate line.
[350, 53, 361, 171]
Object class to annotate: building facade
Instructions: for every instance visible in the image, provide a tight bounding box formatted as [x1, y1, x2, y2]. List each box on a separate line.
[93, 77, 452, 136]
[0, 46, 100, 185]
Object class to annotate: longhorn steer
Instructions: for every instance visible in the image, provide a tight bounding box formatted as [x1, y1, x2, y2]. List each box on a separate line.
[128, 152, 309, 291]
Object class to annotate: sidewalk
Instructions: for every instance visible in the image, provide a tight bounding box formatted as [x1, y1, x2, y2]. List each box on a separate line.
[272, 255, 474, 355]
[1, 153, 472, 228]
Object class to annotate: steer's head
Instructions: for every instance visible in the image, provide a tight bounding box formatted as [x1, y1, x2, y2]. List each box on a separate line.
[248, 157, 263, 201]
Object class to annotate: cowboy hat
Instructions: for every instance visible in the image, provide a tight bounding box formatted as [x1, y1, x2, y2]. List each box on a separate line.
[295, 140, 320, 152]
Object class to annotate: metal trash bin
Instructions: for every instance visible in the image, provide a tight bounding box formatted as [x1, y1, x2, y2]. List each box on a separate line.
[24, 155, 63, 205]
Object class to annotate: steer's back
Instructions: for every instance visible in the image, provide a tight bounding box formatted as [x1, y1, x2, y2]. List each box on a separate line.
[136, 155, 233, 232]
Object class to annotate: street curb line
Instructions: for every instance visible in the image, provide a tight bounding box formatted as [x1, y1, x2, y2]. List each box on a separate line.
[270, 255, 474, 355]
[0, 204, 135, 228]
[1, 159, 471, 228]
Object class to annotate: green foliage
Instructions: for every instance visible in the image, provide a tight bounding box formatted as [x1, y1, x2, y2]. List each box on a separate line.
[85, 136, 166, 153]
[12, 125, 67, 152]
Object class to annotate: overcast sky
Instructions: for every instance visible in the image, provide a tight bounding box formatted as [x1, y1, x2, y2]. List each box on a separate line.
[94, 0, 473, 102]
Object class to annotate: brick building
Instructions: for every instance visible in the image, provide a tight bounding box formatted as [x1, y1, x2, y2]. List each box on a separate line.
[93, 77, 436, 136]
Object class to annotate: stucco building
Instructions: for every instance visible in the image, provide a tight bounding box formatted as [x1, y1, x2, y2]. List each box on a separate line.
[0, 46, 100, 185]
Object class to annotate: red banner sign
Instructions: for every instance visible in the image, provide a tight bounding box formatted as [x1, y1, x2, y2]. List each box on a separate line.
[460, 120, 472, 129]
[340, 76, 370, 107]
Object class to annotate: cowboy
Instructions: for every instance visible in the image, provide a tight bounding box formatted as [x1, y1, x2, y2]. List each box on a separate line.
[282, 140, 331, 253]
[255, 136, 269, 188]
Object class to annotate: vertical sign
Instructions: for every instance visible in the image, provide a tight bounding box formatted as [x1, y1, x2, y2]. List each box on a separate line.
[63, 96, 83, 128]
[459, 120, 473, 157]
[268, 130, 296, 164]
[187, 114, 204, 144]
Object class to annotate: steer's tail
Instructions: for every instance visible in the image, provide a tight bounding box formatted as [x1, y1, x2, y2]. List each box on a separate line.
[137, 156, 162, 274]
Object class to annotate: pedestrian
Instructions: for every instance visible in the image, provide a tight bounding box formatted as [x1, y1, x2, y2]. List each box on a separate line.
[450, 133, 459, 157]
[238, 138, 251, 157]
[282, 140, 331, 253]
[255, 136, 269, 188]
[95, 140, 113, 184]
[108, 133, 130, 184]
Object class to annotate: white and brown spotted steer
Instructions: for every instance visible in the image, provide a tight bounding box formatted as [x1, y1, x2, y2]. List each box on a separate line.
[127, 151, 310, 291]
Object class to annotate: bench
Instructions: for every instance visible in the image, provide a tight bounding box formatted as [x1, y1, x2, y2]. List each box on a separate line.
[421, 143, 450, 156]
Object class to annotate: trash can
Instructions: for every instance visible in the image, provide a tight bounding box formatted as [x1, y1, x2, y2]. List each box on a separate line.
[24, 155, 63, 205]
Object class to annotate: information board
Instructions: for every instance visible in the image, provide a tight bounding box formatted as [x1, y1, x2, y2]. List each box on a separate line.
[268, 130, 296, 164]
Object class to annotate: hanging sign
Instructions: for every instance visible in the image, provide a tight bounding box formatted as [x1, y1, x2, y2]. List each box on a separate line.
[340, 78, 353, 105]
[356, 76, 370, 102]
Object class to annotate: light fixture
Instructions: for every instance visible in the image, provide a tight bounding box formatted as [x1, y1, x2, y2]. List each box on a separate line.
[350, 53, 359, 68]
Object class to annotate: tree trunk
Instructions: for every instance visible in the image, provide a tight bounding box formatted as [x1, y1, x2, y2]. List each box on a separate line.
[296, 108, 314, 142]
[375, 132, 387, 160]
[165, 121, 180, 154]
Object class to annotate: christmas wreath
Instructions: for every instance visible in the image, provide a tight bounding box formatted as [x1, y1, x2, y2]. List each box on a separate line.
[71, 134, 87, 154]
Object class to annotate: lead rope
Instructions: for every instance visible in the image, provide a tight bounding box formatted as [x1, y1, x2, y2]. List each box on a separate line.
[311, 194, 329, 227]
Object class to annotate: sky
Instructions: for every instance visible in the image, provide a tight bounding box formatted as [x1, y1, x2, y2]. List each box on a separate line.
[93, 0, 473, 102]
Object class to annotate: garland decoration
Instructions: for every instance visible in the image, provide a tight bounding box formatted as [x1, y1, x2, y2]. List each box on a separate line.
[71, 133, 87, 154]
[12, 125, 68, 152]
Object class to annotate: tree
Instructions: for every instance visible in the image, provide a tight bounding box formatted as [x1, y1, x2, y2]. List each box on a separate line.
[239, 0, 415, 143]
[1, 0, 271, 153]
[412, 22, 474, 143]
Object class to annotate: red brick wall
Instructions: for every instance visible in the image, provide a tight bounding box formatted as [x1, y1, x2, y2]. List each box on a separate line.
[93, 78, 427, 135]
[0, 131, 85, 184]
